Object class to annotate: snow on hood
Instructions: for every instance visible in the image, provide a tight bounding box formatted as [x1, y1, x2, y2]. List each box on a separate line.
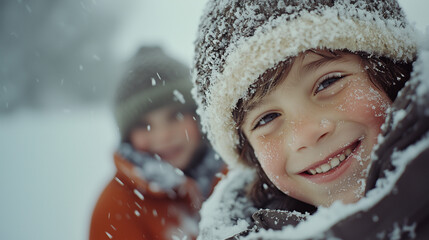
[197, 168, 257, 240]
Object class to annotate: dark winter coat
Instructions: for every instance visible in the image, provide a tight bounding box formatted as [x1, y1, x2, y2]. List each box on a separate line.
[89, 147, 225, 240]
[197, 44, 429, 240]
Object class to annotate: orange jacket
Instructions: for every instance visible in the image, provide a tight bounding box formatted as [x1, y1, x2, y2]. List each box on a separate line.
[89, 153, 222, 240]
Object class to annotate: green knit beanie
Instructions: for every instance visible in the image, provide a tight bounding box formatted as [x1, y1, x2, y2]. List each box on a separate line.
[114, 46, 195, 141]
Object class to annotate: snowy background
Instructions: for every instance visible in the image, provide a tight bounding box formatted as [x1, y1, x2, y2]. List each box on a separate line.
[0, 0, 427, 239]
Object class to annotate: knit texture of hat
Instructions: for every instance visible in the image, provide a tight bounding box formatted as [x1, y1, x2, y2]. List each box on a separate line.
[115, 46, 194, 140]
[191, 0, 417, 169]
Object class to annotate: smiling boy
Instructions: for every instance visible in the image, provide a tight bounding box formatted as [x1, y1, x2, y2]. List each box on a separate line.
[241, 51, 391, 207]
[191, 0, 429, 239]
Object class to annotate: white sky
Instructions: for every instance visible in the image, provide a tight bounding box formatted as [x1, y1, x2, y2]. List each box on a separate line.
[398, 0, 429, 33]
[111, 0, 208, 66]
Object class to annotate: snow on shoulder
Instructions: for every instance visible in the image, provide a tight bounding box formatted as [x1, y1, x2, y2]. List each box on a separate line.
[415, 28, 429, 100]
[198, 168, 257, 240]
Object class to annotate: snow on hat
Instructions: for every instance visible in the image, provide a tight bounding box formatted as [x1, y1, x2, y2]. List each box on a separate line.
[192, 0, 417, 169]
[114, 46, 195, 141]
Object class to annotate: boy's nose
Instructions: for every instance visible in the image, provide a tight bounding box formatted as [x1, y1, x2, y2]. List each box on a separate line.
[288, 118, 334, 152]
[151, 125, 172, 143]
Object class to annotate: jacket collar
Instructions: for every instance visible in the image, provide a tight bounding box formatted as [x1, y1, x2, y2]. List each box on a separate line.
[114, 152, 202, 209]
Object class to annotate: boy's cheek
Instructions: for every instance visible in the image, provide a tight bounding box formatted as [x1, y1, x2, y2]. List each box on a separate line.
[339, 85, 390, 124]
[183, 121, 201, 143]
[130, 131, 151, 152]
[254, 137, 286, 184]
[258, 149, 300, 199]
[255, 136, 283, 167]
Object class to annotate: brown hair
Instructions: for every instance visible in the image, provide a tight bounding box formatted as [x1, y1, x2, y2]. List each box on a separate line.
[233, 49, 414, 212]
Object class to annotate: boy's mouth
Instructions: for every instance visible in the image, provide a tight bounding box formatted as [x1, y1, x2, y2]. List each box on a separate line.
[303, 140, 360, 176]
[157, 145, 184, 161]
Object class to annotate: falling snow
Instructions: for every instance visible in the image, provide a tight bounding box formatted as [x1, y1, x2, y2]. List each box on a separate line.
[173, 90, 186, 104]
[133, 189, 144, 200]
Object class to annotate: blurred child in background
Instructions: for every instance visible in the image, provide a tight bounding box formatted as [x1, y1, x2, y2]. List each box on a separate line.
[89, 46, 224, 240]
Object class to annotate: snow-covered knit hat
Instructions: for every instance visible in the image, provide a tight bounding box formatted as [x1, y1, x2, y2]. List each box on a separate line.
[192, 0, 417, 169]
[114, 46, 195, 141]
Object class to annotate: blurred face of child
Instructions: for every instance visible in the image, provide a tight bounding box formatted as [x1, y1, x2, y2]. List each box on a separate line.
[129, 106, 201, 171]
[242, 51, 391, 207]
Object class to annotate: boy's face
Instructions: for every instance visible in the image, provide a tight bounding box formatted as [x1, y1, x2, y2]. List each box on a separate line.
[129, 106, 201, 171]
[242, 51, 391, 207]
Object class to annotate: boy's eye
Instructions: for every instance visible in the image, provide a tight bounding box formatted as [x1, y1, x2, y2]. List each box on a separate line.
[175, 112, 185, 121]
[166, 110, 181, 122]
[253, 112, 280, 130]
[135, 122, 150, 131]
[314, 73, 344, 94]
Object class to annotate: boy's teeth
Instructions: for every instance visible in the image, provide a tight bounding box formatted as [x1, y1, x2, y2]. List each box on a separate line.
[307, 146, 354, 175]
[330, 157, 340, 168]
[345, 148, 352, 155]
[320, 164, 331, 173]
